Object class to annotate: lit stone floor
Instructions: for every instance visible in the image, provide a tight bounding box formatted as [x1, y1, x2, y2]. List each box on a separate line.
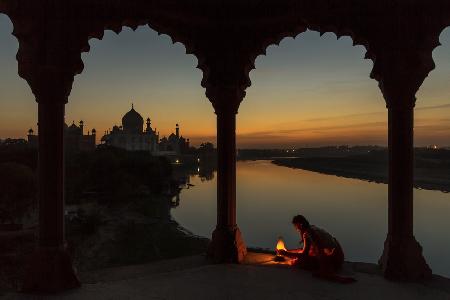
[3, 253, 450, 300]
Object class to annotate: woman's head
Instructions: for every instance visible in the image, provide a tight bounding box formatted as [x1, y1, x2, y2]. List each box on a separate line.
[292, 214, 310, 232]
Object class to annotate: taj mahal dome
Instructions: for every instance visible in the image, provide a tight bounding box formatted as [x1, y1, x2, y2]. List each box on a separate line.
[101, 105, 189, 155]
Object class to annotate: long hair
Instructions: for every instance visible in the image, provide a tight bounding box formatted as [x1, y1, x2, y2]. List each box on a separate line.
[292, 214, 310, 229]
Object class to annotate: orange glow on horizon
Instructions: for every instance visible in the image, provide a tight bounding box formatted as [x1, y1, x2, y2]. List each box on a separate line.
[1, 20, 450, 148]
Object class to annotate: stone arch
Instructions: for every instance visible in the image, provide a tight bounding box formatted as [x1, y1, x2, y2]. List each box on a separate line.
[418, 25, 450, 88]
[81, 19, 201, 80]
[237, 30, 387, 257]
[68, 22, 211, 146]
[415, 26, 450, 144]
[0, 13, 37, 137]
[243, 29, 383, 148]
[0, 12, 19, 78]
[229, 12, 440, 280]
[248, 26, 375, 93]
[412, 26, 450, 277]
[0, 12, 21, 78]
[5, 1, 449, 291]
[249, 25, 372, 84]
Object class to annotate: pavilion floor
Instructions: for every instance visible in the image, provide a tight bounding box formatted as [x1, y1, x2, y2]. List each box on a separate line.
[3, 252, 450, 300]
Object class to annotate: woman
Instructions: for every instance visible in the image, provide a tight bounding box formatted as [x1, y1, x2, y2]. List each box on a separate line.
[278, 215, 354, 282]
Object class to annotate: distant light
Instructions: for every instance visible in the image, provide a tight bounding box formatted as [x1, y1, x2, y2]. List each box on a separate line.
[197, 158, 200, 162]
[176, 159, 180, 164]
[433, 145, 438, 150]
[197, 167, 200, 172]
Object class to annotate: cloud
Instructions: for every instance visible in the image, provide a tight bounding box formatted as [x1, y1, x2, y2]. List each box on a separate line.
[236, 131, 388, 148]
[415, 124, 450, 131]
[304, 111, 384, 122]
[416, 103, 450, 111]
[179, 103, 450, 147]
[238, 121, 386, 138]
[302, 102, 450, 123]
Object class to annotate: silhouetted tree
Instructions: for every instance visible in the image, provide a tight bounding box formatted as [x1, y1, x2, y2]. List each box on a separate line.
[199, 142, 214, 153]
[65, 147, 173, 204]
[0, 162, 36, 224]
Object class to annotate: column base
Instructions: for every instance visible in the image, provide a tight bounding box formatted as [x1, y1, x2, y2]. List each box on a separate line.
[207, 227, 247, 263]
[379, 234, 432, 281]
[22, 246, 80, 293]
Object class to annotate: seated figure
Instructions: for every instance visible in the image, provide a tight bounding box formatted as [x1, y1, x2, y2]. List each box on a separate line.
[278, 215, 354, 283]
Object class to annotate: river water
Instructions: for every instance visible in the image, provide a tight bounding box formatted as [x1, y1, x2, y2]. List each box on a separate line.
[171, 160, 450, 277]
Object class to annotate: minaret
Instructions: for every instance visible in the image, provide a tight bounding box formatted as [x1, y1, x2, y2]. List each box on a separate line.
[146, 117, 151, 132]
[176, 123, 179, 138]
[79, 120, 84, 135]
[27, 128, 34, 142]
[27, 128, 37, 148]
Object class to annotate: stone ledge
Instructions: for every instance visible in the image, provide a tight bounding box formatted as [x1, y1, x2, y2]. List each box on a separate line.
[4, 253, 450, 299]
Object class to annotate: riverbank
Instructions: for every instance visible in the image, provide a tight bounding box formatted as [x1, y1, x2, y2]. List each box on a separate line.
[67, 195, 209, 272]
[0, 194, 209, 293]
[273, 152, 450, 192]
[0, 146, 211, 292]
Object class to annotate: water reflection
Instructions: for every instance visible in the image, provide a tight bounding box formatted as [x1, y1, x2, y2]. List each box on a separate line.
[173, 164, 215, 185]
[170, 164, 215, 208]
[172, 160, 450, 277]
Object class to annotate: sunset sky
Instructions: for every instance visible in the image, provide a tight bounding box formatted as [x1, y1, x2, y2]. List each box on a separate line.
[1, 15, 449, 148]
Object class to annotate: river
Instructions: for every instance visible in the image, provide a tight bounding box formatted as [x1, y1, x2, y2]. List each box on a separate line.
[171, 160, 450, 277]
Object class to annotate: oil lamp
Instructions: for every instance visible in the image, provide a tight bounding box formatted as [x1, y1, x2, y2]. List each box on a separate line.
[274, 236, 287, 262]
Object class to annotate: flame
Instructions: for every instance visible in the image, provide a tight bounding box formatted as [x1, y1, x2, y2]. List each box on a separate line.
[276, 238, 286, 251]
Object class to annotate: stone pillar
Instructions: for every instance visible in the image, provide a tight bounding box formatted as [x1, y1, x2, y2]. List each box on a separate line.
[206, 87, 247, 263]
[379, 93, 432, 280]
[23, 94, 80, 292]
[11, 5, 86, 290]
[37, 102, 66, 249]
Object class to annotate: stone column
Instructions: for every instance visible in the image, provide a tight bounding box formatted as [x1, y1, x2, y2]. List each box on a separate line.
[206, 87, 247, 263]
[37, 101, 66, 249]
[379, 92, 431, 280]
[23, 92, 80, 292]
[11, 5, 86, 290]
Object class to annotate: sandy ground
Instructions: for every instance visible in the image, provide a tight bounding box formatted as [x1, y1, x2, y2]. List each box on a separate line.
[3, 253, 450, 300]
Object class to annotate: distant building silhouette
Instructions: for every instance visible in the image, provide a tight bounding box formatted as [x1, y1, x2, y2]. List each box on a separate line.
[0, 138, 28, 146]
[27, 129, 37, 148]
[159, 123, 190, 155]
[27, 121, 96, 152]
[100, 105, 190, 155]
[101, 104, 159, 153]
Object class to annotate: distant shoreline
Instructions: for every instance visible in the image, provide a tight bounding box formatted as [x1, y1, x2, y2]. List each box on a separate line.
[272, 158, 450, 193]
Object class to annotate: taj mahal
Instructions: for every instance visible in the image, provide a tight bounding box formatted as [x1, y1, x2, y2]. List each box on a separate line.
[101, 104, 190, 155]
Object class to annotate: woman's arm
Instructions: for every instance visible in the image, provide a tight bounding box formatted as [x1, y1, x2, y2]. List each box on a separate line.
[301, 232, 311, 255]
[278, 232, 311, 258]
[277, 249, 300, 258]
